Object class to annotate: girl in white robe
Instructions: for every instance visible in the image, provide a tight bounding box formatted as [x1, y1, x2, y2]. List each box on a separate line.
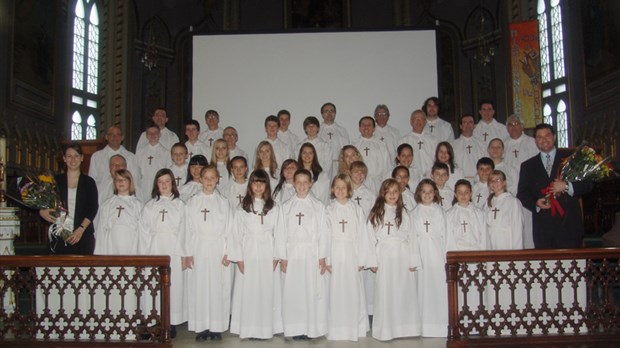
[486, 170, 524, 250]
[298, 142, 330, 204]
[430, 162, 454, 211]
[325, 174, 372, 341]
[277, 169, 329, 339]
[412, 179, 448, 337]
[93, 169, 142, 339]
[229, 169, 284, 339]
[138, 168, 189, 336]
[94, 169, 143, 255]
[254, 141, 279, 192]
[221, 155, 248, 209]
[210, 139, 231, 190]
[368, 179, 422, 341]
[272, 159, 299, 205]
[179, 155, 207, 202]
[185, 165, 233, 341]
[392, 165, 417, 214]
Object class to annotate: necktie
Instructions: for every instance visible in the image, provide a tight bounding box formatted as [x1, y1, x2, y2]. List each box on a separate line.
[545, 154, 552, 176]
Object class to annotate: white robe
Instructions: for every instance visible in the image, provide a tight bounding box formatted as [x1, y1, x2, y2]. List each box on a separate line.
[94, 195, 143, 255]
[412, 203, 448, 337]
[220, 179, 248, 209]
[273, 182, 295, 205]
[229, 199, 284, 338]
[199, 127, 224, 150]
[229, 146, 248, 162]
[473, 119, 508, 146]
[472, 181, 490, 209]
[279, 129, 300, 157]
[137, 127, 179, 151]
[319, 122, 350, 175]
[352, 185, 375, 217]
[169, 163, 188, 188]
[277, 195, 329, 338]
[88, 145, 139, 192]
[353, 136, 392, 183]
[139, 195, 188, 325]
[179, 181, 202, 203]
[494, 161, 519, 195]
[485, 192, 524, 250]
[452, 136, 487, 180]
[503, 134, 538, 172]
[398, 132, 437, 175]
[438, 186, 455, 211]
[325, 200, 372, 341]
[369, 205, 422, 340]
[265, 137, 293, 169]
[374, 124, 400, 157]
[185, 191, 233, 333]
[402, 188, 417, 214]
[310, 172, 331, 205]
[446, 203, 487, 251]
[185, 140, 210, 159]
[136, 143, 172, 202]
[424, 117, 455, 142]
[215, 161, 230, 189]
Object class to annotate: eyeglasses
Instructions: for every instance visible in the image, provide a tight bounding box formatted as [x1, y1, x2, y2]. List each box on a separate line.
[490, 178, 504, 183]
[507, 122, 521, 127]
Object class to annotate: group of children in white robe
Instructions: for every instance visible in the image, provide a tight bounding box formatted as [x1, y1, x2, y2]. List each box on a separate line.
[93, 135, 525, 342]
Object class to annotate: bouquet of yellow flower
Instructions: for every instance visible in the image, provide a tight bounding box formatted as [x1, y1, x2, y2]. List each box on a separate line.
[20, 173, 73, 242]
[559, 144, 613, 182]
[542, 144, 614, 217]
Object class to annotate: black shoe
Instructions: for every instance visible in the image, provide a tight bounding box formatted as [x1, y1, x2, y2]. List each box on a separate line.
[210, 332, 222, 340]
[195, 329, 210, 341]
[292, 335, 309, 340]
[170, 325, 177, 339]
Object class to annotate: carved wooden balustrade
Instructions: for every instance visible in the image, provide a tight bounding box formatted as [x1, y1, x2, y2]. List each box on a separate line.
[0, 255, 171, 347]
[446, 248, 620, 347]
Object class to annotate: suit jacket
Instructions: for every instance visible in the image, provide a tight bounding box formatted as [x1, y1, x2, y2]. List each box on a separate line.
[517, 149, 592, 248]
[53, 173, 99, 254]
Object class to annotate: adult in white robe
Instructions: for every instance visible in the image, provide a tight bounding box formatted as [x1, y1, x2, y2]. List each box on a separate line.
[412, 203, 448, 337]
[453, 135, 487, 181]
[136, 108, 179, 151]
[277, 194, 329, 338]
[138, 194, 188, 326]
[473, 102, 509, 146]
[229, 199, 284, 339]
[353, 136, 392, 184]
[373, 104, 401, 157]
[423, 97, 455, 142]
[325, 199, 372, 341]
[136, 143, 172, 202]
[369, 205, 422, 340]
[185, 190, 233, 334]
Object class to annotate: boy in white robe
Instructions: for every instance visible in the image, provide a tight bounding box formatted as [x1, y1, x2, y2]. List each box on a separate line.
[472, 157, 494, 209]
[136, 122, 172, 202]
[277, 169, 329, 339]
[169, 143, 189, 187]
[431, 162, 454, 211]
[221, 156, 248, 209]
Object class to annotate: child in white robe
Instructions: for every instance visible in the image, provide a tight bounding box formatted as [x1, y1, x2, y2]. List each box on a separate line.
[229, 169, 284, 339]
[272, 159, 299, 205]
[412, 178, 448, 337]
[185, 165, 233, 341]
[446, 179, 487, 251]
[220, 155, 248, 208]
[298, 142, 330, 204]
[210, 138, 230, 190]
[138, 168, 189, 338]
[392, 165, 417, 214]
[169, 143, 189, 187]
[136, 122, 172, 202]
[368, 179, 422, 341]
[277, 169, 329, 340]
[486, 170, 524, 250]
[179, 155, 207, 202]
[430, 162, 454, 211]
[254, 141, 279, 192]
[472, 157, 494, 209]
[326, 174, 372, 341]
[394, 143, 423, 191]
[93, 169, 142, 339]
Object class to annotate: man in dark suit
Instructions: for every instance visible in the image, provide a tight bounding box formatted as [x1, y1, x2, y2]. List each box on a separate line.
[517, 123, 593, 248]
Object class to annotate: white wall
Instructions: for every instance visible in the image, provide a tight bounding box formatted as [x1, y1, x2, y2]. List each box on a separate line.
[192, 30, 438, 165]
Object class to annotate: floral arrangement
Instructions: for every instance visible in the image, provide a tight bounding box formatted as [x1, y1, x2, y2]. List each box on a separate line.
[559, 145, 613, 182]
[543, 144, 614, 217]
[20, 173, 73, 242]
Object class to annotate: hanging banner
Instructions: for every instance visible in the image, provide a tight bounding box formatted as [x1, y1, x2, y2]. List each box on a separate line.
[509, 20, 543, 128]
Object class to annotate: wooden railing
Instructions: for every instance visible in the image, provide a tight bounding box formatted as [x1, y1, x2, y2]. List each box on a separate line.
[446, 248, 620, 347]
[0, 255, 171, 347]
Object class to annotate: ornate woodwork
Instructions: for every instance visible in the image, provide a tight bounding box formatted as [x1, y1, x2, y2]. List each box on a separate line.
[446, 248, 620, 347]
[0, 255, 171, 347]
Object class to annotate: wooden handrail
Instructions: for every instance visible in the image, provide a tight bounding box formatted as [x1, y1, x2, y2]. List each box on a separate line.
[446, 248, 620, 347]
[0, 255, 172, 347]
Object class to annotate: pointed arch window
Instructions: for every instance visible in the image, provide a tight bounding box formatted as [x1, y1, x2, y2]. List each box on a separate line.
[70, 0, 99, 140]
[538, 0, 569, 147]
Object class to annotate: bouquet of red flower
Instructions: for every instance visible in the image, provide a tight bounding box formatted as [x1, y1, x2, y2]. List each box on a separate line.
[542, 144, 613, 216]
[20, 173, 73, 242]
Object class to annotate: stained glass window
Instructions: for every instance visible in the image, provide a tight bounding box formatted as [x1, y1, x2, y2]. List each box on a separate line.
[70, 0, 99, 140]
[538, 0, 569, 146]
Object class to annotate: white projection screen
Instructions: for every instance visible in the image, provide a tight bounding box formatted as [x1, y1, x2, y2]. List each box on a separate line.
[192, 30, 438, 164]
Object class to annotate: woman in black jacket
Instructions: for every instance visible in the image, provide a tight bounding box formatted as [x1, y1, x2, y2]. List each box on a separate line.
[40, 143, 98, 254]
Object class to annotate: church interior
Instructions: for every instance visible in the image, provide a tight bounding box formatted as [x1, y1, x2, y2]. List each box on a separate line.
[0, 0, 619, 346]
